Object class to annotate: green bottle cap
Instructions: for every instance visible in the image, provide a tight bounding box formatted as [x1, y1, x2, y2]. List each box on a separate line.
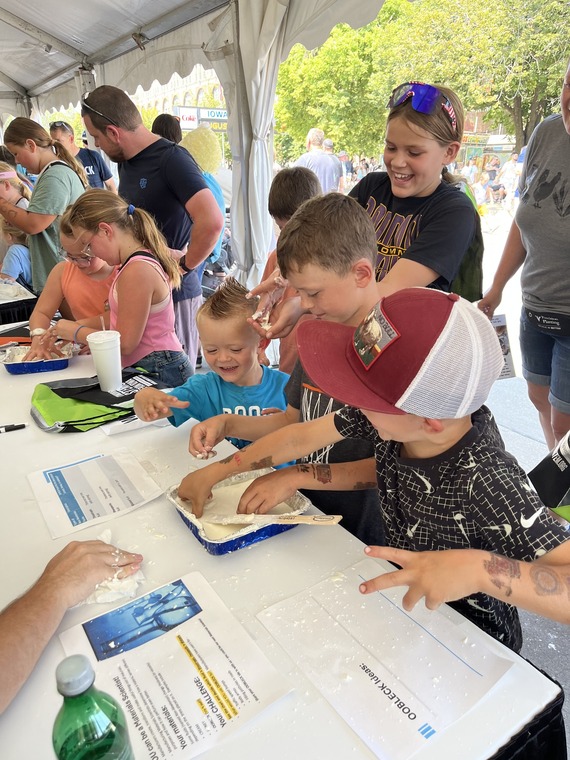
[56, 654, 96, 696]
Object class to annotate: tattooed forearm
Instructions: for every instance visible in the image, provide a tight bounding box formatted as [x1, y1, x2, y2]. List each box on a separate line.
[250, 456, 275, 470]
[314, 464, 332, 484]
[352, 480, 377, 490]
[529, 565, 562, 597]
[484, 554, 521, 597]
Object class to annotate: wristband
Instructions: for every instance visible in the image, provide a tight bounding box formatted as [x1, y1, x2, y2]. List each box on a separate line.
[73, 325, 88, 344]
[29, 327, 47, 337]
[179, 256, 194, 274]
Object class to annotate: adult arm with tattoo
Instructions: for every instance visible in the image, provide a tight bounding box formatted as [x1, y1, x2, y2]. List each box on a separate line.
[177, 413, 344, 517]
[359, 545, 570, 624]
[236, 459, 377, 514]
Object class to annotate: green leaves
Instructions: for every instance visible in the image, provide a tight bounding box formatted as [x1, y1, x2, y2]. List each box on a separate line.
[275, 0, 569, 161]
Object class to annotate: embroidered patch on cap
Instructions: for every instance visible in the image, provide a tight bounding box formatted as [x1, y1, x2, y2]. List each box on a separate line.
[353, 302, 400, 369]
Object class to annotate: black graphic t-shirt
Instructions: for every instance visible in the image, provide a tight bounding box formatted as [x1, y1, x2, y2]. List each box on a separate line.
[334, 404, 570, 651]
[286, 360, 384, 545]
[349, 172, 476, 290]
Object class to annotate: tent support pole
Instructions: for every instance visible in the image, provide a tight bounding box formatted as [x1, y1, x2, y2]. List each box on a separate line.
[231, 0, 254, 276]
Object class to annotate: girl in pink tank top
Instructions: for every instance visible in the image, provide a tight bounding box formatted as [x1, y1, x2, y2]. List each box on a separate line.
[41, 190, 192, 387]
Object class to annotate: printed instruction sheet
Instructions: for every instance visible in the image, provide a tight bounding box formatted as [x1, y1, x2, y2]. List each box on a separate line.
[61, 572, 289, 758]
[28, 448, 163, 538]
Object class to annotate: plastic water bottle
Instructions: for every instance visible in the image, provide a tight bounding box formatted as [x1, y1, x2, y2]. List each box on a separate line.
[52, 654, 135, 760]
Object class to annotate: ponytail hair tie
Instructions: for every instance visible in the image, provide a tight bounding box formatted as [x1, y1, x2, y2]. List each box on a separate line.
[127, 204, 135, 216]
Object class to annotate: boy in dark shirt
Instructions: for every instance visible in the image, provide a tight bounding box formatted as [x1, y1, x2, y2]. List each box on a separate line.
[188, 192, 384, 544]
[180, 286, 570, 652]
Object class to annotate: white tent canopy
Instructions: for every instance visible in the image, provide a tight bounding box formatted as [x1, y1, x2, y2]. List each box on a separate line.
[0, 0, 387, 285]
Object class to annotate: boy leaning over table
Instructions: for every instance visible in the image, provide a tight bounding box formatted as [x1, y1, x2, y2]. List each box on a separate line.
[187, 193, 383, 545]
[177, 287, 570, 652]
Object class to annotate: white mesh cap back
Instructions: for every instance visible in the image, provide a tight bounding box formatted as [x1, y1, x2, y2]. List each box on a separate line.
[397, 297, 504, 418]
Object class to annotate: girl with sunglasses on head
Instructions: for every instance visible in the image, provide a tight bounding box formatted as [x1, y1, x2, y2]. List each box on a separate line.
[249, 82, 481, 345]
[0, 118, 87, 294]
[24, 231, 117, 361]
[41, 190, 193, 386]
[349, 81, 480, 299]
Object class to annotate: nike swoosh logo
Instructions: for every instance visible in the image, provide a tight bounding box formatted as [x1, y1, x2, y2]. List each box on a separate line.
[521, 507, 543, 529]
[415, 472, 434, 494]
[488, 524, 513, 538]
[467, 598, 490, 613]
[407, 519, 421, 539]
[453, 513, 469, 540]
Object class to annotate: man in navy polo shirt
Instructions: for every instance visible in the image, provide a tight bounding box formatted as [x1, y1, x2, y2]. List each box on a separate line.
[81, 87, 224, 369]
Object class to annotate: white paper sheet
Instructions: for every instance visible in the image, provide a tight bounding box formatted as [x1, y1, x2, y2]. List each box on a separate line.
[28, 448, 163, 538]
[491, 314, 516, 380]
[258, 559, 513, 760]
[60, 572, 289, 758]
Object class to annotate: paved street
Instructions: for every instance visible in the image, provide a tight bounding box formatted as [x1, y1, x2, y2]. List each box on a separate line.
[481, 209, 569, 749]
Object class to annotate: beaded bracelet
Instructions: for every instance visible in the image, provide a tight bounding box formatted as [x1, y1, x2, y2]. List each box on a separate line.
[73, 325, 88, 344]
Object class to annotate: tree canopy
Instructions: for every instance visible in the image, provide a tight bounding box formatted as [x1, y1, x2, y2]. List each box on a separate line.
[274, 0, 569, 162]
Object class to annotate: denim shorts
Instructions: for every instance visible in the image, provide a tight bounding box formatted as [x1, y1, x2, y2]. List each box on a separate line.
[133, 350, 193, 388]
[520, 308, 570, 413]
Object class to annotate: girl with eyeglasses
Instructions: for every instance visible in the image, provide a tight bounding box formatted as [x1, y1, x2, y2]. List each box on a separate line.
[42, 190, 193, 386]
[24, 232, 116, 361]
[0, 118, 87, 294]
[349, 81, 480, 300]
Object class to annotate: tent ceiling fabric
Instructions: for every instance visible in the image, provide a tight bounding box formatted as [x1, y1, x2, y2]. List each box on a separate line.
[0, 0, 387, 285]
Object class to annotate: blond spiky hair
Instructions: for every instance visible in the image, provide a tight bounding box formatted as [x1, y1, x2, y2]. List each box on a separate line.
[197, 277, 257, 321]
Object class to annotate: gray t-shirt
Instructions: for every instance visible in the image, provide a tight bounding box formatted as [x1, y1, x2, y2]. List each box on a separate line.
[28, 162, 84, 292]
[517, 114, 570, 314]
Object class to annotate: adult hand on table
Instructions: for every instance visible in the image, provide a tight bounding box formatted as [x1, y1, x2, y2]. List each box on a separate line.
[236, 468, 298, 514]
[134, 387, 189, 422]
[0, 540, 143, 714]
[36, 540, 143, 608]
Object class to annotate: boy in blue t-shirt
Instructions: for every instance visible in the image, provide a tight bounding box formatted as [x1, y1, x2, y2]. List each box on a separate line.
[133, 278, 288, 448]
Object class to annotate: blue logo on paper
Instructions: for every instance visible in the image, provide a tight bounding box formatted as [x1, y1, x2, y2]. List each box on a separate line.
[140, 178, 148, 189]
[418, 723, 436, 739]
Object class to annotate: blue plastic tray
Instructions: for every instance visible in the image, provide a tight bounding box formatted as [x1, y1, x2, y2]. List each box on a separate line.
[167, 471, 311, 555]
[176, 507, 298, 555]
[3, 357, 69, 374]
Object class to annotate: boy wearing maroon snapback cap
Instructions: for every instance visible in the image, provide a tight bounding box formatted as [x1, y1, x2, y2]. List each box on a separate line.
[179, 287, 570, 652]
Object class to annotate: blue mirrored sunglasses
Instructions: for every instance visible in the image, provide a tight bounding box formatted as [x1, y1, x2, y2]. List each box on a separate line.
[387, 81, 457, 134]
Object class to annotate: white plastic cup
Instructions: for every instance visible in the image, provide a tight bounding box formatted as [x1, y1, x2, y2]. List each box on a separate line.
[86, 330, 122, 392]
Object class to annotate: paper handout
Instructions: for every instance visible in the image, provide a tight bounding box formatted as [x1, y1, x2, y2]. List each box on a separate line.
[28, 448, 163, 538]
[60, 572, 289, 758]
